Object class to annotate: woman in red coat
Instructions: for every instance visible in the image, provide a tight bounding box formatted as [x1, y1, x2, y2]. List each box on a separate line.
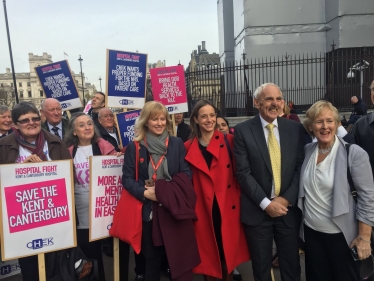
[184, 100, 250, 281]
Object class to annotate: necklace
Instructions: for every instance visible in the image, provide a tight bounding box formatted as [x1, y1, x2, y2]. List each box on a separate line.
[198, 138, 209, 147]
[318, 138, 336, 154]
[78, 145, 92, 161]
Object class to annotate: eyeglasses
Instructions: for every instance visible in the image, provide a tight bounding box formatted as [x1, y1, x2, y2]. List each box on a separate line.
[101, 114, 114, 119]
[17, 117, 42, 124]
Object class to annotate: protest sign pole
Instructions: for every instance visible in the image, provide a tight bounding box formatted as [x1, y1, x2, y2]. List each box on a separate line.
[38, 253, 46, 281]
[171, 114, 177, 136]
[113, 237, 120, 281]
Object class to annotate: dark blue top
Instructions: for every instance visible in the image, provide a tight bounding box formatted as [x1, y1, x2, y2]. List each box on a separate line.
[122, 135, 191, 221]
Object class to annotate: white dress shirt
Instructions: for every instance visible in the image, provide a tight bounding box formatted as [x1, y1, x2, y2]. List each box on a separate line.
[47, 122, 63, 139]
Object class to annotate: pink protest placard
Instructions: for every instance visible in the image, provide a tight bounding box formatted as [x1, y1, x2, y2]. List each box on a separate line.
[0, 160, 76, 261]
[150, 65, 188, 114]
[4, 178, 69, 233]
[89, 156, 124, 241]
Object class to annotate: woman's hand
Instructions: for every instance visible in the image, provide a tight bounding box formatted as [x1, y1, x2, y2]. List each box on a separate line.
[115, 152, 123, 157]
[144, 185, 157, 202]
[23, 154, 43, 163]
[350, 235, 372, 260]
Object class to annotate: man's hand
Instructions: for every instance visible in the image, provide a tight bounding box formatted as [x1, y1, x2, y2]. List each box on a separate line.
[273, 196, 290, 208]
[265, 201, 288, 217]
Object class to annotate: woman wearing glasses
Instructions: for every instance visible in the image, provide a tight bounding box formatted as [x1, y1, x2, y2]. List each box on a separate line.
[0, 101, 71, 281]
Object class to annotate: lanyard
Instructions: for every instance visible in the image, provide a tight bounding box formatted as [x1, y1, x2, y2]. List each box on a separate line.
[144, 137, 169, 181]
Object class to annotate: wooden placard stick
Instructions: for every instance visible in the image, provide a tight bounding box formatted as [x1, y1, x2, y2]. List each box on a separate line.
[113, 237, 120, 281]
[38, 253, 46, 281]
[171, 114, 177, 137]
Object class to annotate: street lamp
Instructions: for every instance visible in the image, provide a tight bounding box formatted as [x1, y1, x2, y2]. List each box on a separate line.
[347, 60, 369, 99]
[99, 76, 102, 92]
[78, 55, 85, 107]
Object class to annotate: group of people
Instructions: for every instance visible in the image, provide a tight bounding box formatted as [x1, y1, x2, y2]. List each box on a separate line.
[0, 80, 374, 281]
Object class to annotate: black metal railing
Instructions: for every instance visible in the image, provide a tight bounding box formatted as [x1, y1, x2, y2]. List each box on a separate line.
[185, 47, 374, 116]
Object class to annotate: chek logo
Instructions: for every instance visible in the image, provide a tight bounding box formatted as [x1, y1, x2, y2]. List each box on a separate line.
[167, 106, 178, 112]
[119, 99, 134, 105]
[61, 102, 72, 109]
[0, 263, 20, 276]
[26, 237, 54, 250]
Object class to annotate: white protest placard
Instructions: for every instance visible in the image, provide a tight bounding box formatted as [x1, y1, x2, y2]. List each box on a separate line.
[0, 160, 76, 261]
[89, 156, 123, 241]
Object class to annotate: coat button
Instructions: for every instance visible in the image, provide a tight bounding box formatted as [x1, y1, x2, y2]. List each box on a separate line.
[227, 164, 231, 168]
[159, 203, 162, 207]
[228, 184, 231, 188]
[232, 205, 236, 209]
[220, 143, 224, 147]
[215, 136, 219, 139]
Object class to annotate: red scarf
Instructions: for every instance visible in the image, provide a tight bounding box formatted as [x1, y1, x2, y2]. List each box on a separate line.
[13, 129, 47, 161]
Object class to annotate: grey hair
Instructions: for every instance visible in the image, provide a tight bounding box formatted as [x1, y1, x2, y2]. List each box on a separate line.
[64, 112, 101, 147]
[253, 83, 283, 99]
[0, 105, 10, 115]
[98, 108, 112, 118]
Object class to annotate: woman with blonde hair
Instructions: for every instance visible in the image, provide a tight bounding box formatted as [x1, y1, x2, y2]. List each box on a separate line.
[298, 100, 374, 280]
[122, 101, 200, 281]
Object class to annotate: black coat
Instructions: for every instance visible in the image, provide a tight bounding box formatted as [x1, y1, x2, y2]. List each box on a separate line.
[176, 121, 191, 142]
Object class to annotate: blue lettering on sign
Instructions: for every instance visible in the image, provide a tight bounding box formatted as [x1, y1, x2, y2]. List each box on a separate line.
[61, 102, 72, 109]
[119, 99, 134, 105]
[167, 106, 178, 112]
[0, 263, 20, 276]
[26, 237, 54, 250]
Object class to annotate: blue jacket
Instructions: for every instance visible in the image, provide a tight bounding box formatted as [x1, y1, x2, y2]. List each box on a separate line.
[122, 136, 191, 221]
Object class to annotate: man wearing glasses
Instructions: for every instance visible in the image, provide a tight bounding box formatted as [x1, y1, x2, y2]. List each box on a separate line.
[350, 79, 374, 177]
[97, 108, 120, 152]
[40, 98, 68, 140]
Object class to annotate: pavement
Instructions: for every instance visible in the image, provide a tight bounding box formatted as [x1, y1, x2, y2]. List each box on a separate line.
[2, 248, 307, 281]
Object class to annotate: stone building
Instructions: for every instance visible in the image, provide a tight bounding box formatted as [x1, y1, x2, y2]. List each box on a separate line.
[0, 52, 96, 108]
[186, 41, 221, 108]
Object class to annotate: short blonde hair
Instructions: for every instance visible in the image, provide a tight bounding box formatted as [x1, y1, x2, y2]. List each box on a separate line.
[283, 103, 291, 115]
[303, 100, 340, 137]
[134, 101, 173, 141]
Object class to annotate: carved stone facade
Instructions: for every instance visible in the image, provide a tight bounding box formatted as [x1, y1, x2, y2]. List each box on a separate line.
[0, 52, 96, 108]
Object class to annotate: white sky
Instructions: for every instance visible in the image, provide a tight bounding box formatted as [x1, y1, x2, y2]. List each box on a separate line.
[0, 0, 219, 91]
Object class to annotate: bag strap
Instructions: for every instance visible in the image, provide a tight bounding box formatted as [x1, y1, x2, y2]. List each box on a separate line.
[345, 143, 357, 202]
[135, 141, 139, 181]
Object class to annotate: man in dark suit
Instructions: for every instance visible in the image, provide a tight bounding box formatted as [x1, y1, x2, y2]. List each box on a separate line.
[350, 79, 374, 177]
[40, 98, 69, 140]
[0, 105, 12, 138]
[234, 83, 305, 281]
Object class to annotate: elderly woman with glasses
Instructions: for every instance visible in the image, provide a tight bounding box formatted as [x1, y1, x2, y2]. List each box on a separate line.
[0, 101, 71, 281]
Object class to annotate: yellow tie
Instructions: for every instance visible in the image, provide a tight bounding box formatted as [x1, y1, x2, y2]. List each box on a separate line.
[266, 124, 281, 196]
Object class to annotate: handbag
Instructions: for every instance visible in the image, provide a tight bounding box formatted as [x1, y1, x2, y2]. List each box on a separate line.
[345, 144, 374, 279]
[109, 142, 143, 254]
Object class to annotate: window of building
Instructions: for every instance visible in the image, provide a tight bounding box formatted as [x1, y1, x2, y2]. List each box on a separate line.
[28, 91, 32, 97]
[0, 83, 3, 87]
[20, 90, 23, 98]
[19, 82, 22, 87]
[39, 90, 43, 97]
[27, 82, 31, 87]
[10, 83, 13, 87]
